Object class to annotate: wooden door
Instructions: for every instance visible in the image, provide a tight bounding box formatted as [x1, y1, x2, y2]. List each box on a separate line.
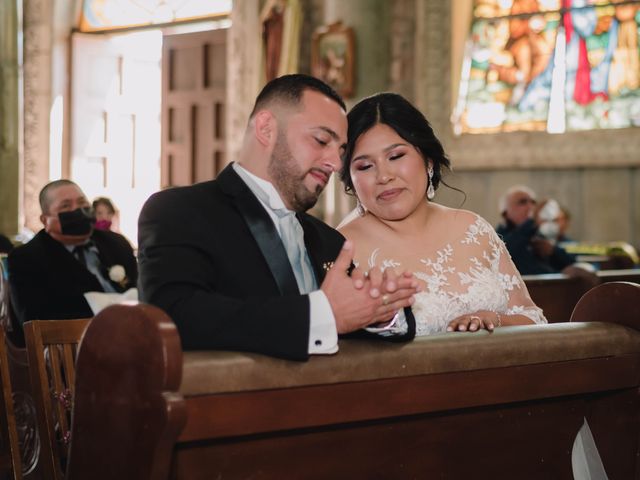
[161, 29, 228, 187]
[71, 31, 162, 244]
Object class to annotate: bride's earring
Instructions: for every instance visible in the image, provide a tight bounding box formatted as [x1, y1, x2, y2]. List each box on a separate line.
[356, 198, 366, 217]
[427, 165, 435, 200]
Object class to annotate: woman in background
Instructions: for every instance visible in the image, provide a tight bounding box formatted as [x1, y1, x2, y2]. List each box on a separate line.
[92, 197, 118, 232]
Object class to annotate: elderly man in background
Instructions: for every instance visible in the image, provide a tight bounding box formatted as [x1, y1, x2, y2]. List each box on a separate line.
[8, 180, 137, 325]
[496, 185, 576, 275]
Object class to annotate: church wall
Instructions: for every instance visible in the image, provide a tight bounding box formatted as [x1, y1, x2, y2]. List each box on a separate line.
[294, 0, 639, 248]
[4, 0, 639, 249]
[435, 168, 639, 246]
[411, 0, 639, 246]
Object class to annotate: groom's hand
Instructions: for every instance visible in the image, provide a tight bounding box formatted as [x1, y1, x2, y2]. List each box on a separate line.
[352, 265, 419, 298]
[321, 241, 416, 333]
[365, 268, 420, 322]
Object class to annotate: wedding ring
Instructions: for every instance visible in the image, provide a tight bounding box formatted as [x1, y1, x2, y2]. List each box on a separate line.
[382, 294, 390, 306]
[470, 315, 481, 322]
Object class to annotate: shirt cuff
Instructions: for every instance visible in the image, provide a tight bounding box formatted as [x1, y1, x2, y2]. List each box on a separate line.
[365, 309, 409, 337]
[308, 290, 339, 354]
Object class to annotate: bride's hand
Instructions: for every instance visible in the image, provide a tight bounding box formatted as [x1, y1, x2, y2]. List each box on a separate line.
[322, 241, 415, 333]
[367, 267, 420, 322]
[447, 310, 499, 333]
[352, 267, 420, 298]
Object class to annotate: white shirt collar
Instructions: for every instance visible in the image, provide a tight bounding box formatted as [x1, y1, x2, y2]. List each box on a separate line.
[233, 162, 289, 212]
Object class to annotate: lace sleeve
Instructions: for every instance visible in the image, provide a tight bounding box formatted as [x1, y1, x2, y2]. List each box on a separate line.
[490, 227, 547, 324]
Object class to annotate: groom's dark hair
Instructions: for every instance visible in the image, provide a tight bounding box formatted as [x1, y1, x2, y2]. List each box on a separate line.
[249, 74, 346, 119]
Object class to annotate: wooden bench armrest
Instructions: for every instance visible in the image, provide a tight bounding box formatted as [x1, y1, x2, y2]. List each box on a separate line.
[67, 304, 186, 480]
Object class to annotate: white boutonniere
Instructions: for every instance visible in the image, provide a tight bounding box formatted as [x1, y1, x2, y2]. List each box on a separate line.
[108, 265, 128, 288]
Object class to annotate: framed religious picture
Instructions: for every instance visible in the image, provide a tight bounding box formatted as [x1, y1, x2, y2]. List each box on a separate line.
[311, 21, 356, 98]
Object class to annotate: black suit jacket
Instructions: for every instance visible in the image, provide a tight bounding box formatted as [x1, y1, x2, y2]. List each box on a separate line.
[8, 229, 137, 324]
[496, 219, 575, 275]
[138, 164, 414, 361]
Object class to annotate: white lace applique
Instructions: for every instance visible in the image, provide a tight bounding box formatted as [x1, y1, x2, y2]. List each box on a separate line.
[416, 244, 454, 293]
[368, 248, 401, 270]
[365, 214, 546, 336]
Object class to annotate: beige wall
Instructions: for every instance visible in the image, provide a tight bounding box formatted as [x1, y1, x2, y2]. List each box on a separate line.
[435, 168, 640, 245]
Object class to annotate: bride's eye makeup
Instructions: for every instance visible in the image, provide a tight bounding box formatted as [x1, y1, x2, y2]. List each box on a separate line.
[354, 161, 372, 171]
[389, 151, 405, 161]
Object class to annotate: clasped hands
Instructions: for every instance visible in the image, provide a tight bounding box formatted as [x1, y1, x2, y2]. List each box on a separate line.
[321, 240, 421, 334]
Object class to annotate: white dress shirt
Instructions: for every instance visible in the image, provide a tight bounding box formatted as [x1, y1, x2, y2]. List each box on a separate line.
[233, 163, 338, 354]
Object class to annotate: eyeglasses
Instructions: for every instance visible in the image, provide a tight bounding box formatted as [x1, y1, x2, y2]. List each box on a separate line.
[515, 197, 536, 206]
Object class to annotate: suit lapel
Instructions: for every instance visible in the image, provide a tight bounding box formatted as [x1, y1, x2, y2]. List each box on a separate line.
[40, 232, 103, 291]
[217, 165, 300, 296]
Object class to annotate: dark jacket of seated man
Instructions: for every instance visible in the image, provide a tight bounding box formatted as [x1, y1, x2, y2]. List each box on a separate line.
[8, 181, 137, 325]
[496, 218, 575, 275]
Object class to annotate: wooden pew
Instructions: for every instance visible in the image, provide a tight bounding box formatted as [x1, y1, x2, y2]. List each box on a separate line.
[69, 284, 640, 479]
[524, 268, 640, 323]
[0, 259, 43, 480]
[67, 304, 186, 480]
[523, 273, 586, 323]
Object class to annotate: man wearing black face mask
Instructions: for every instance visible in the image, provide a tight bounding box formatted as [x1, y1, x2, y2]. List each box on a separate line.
[7, 180, 137, 327]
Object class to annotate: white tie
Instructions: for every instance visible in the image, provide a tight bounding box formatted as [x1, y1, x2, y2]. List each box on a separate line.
[275, 209, 317, 294]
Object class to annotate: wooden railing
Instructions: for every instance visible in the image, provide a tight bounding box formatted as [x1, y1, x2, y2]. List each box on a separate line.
[66, 282, 640, 479]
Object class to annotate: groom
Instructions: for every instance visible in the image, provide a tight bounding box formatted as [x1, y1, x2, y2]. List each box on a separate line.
[138, 74, 417, 360]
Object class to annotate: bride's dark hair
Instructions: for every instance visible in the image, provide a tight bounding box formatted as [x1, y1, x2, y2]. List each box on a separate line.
[340, 92, 451, 196]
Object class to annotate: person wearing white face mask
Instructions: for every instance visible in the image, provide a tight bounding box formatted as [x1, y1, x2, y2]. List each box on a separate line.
[7, 180, 137, 327]
[496, 188, 576, 275]
[536, 199, 562, 244]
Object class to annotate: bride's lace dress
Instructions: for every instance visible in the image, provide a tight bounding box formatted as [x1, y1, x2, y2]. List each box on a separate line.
[365, 214, 546, 336]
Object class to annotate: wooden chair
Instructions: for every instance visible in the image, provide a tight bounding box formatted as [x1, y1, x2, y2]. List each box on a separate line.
[24, 319, 90, 480]
[0, 328, 22, 480]
[0, 259, 22, 479]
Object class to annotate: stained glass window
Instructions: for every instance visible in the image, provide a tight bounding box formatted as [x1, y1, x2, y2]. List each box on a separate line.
[454, 0, 640, 134]
[79, 0, 232, 32]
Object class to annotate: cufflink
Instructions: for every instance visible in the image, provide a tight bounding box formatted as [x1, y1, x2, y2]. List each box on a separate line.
[314, 339, 322, 346]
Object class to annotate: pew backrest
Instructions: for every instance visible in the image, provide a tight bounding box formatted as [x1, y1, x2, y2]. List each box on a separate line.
[571, 281, 640, 330]
[66, 304, 186, 480]
[523, 273, 586, 323]
[524, 269, 640, 323]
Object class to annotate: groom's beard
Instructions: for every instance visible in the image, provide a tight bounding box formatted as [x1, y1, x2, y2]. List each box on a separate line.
[268, 133, 324, 213]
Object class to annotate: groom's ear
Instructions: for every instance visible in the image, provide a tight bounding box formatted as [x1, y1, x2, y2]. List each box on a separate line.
[254, 110, 277, 147]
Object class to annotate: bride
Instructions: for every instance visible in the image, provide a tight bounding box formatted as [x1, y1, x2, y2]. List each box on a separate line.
[338, 93, 546, 334]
